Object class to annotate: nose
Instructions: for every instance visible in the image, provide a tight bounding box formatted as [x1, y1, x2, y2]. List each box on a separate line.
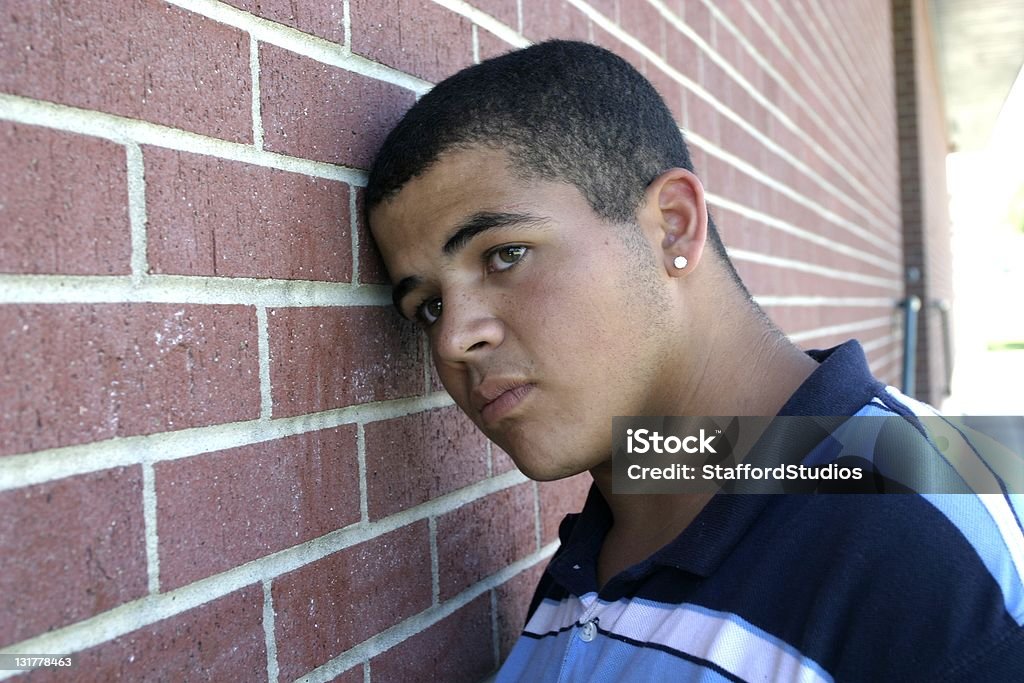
[433, 290, 504, 363]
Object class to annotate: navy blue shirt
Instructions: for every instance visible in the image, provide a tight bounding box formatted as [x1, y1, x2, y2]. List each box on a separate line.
[497, 341, 1024, 682]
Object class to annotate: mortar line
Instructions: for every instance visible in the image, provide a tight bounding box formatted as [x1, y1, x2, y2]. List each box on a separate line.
[0, 94, 369, 185]
[0, 392, 455, 492]
[125, 143, 149, 283]
[250, 33, 264, 150]
[256, 307, 273, 420]
[0, 273, 390, 306]
[350, 186, 361, 283]
[357, 423, 369, 523]
[263, 579, 280, 683]
[429, 517, 440, 605]
[141, 461, 161, 594]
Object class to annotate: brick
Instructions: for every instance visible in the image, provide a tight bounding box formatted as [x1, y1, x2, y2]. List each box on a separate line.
[591, 24, 647, 76]
[619, 0, 666, 57]
[436, 483, 536, 600]
[0, 122, 130, 275]
[0, 467, 147, 647]
[273, 522, 432, 680]
[492, 442, 518, 474]
[369, 595, 494, 682]
[355, 187, 391, 285]
[495, 562, 546, 661]
[224, 0, 345, 43]
[765, 305, 895, 339]
[468, 0, 519, 28]
[156, 426, 360, 590]
[539, 474, 591, 546]
[477, 27, 517, 62]
[268, 306, 423, 417]
[365, 406, 489, 519]
[350, 0, 474, 83]
[324, 666, 364, 683]
[521, 0, 590, 42]
[0, 0, 251, 142]
[26, 586, 265, 683]
[145, 147, 352, 281]
[685, 0, 712, 39]
[587, 0, 618, 21]
[0, 304, 259, 457]
[260, 44, 416, 169]
[685, 88, 718, 143]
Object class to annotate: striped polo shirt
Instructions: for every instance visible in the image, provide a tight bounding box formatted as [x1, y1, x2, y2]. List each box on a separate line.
[496, 341, 1024, 682]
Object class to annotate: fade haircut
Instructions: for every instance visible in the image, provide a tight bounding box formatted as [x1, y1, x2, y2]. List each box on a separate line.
[366, 39, 740, 282]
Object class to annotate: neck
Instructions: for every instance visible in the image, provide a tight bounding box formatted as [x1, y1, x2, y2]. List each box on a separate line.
[591, 298, 819, 584]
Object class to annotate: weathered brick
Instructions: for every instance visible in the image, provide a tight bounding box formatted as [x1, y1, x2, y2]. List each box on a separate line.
[0, 0, 251, 142]
[0, 467, 147, 647]
[764, 305, 895, 339]
[538, 474, 591, 546]
[145, 147, 352, 281]
[369, 595, 494, 682]
[685, 0, 712, 39]
[495, 562, 546, 661]
[587, 0, 618, 21]
[619, 0, 666, 57]
[0, 122, 130, 275]
[521, 0, 590, 42]
[260, 44, 416, 169]
[350, 0, 474, 83]
[324, 666, 365, 683]
[355, 187, 391, 285]
[273, 522, 432, 680]
[468, 0, 519, 28]
[364, 406, 489, 519]
[591, 24, 647, 76]
[436, 483, 536, 600]
[26, 586, 265, 683]
[268, 306, 423, 418]
[224, 0, 345, 43]
[477, 27, 517, 62]
[156, 426, 360, 590]
[492, 442, 518, 474]
[0, 304, 259, 457]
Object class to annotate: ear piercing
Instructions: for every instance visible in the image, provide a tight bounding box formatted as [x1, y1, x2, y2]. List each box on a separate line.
[673, 256, 688, 269]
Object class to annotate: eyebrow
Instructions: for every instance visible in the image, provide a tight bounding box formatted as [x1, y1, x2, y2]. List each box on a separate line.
[392, 211, 549, 316]
[442, 211, 548, 256]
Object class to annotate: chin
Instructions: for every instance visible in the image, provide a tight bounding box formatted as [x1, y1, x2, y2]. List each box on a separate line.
[503, 445, 597, 482]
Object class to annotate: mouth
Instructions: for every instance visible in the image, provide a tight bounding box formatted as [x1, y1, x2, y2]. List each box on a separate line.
[479, 383, 535, 425]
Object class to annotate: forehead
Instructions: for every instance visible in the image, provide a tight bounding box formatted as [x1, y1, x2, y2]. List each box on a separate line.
[369, 146, 562, 278]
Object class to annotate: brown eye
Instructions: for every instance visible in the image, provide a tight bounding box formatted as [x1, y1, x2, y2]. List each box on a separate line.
[416, 298, 442, 325]
[487, 245, 528, 272]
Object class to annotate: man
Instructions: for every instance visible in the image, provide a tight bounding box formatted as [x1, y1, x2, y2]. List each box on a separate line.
[366, 41, 1023, 681]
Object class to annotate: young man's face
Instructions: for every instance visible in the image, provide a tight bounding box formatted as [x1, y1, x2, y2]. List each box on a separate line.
[370, 146, 678, 480]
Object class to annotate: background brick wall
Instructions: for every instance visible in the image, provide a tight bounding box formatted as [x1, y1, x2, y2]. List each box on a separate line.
[893, 0, 954, 405]
[1, 1, 908, 681]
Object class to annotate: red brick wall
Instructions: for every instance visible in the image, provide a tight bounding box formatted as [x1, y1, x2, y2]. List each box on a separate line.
[0, 1, 902, 681]
[893, 0, 954, 404]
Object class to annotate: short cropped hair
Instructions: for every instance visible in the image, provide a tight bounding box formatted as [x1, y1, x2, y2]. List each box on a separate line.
[366, 39, 737, 276]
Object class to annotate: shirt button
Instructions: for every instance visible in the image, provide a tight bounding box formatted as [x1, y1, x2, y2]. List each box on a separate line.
[580, 620, 597, 642]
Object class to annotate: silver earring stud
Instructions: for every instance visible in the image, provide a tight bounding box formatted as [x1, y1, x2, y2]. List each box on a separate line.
[673, 256, 688, 269]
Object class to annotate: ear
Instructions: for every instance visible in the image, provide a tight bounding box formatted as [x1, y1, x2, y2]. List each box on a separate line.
[639, 168, 709, 276]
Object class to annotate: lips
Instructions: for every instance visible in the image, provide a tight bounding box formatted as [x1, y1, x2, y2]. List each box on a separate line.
[476, 382, 534, 424]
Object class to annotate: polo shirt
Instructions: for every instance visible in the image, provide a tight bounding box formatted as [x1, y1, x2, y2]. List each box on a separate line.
[496, 340, 1024, 682]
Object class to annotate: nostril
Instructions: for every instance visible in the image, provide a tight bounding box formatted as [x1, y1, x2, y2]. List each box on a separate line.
[467, 340, 488, 352]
